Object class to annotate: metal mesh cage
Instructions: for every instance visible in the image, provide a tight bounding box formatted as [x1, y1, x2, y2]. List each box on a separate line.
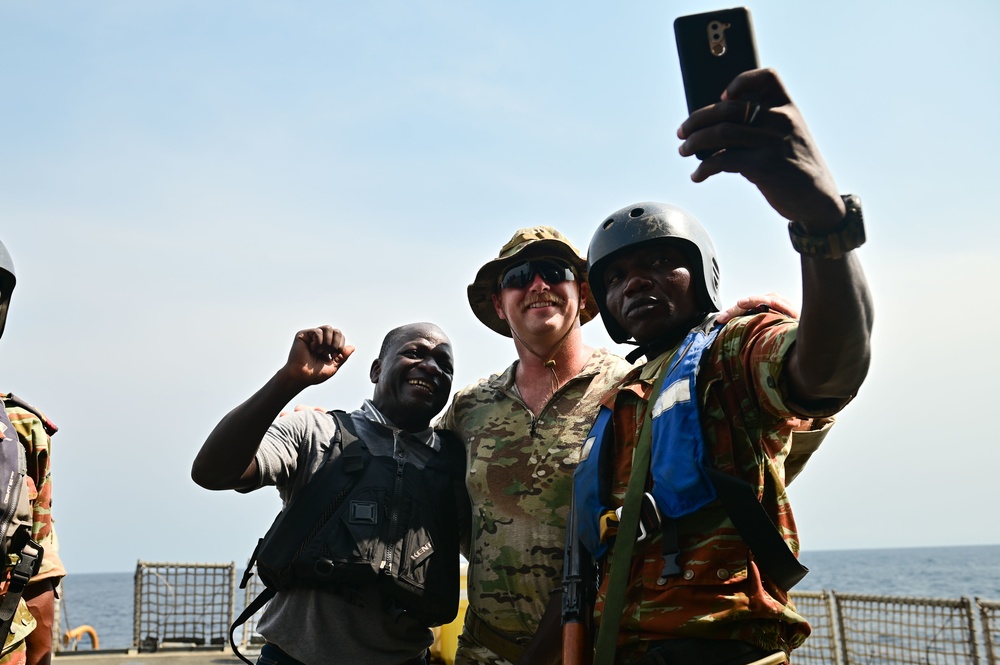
[833, 593, 978, 665]
[133, 561, 236, 651]
[978, 597, 1000, 665]
[790, 590, 840, 665]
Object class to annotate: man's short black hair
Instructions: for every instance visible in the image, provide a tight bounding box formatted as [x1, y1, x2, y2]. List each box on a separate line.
[378, 323, 447, 361]
[378, 325, 411, 362]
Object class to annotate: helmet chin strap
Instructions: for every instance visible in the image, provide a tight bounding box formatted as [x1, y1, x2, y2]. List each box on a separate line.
[623, 311, 713, 364]
[623, 342, 647, 365]
[605, 307, 653, 365]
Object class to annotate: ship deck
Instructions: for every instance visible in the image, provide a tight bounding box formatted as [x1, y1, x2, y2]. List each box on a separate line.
[54, 650, 253, 665]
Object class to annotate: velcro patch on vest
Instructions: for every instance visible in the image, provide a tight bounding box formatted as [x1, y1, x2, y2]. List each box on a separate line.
[349, 501, 379, 524]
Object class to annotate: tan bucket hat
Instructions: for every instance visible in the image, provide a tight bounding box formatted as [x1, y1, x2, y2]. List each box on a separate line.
[467, 226, 600, 337]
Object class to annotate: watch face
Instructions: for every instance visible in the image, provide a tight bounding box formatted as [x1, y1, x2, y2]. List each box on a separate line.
[788, 195, 865, 260]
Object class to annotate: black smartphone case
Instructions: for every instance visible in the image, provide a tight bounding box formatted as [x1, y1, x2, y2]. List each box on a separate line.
[674, 7, 759, 115]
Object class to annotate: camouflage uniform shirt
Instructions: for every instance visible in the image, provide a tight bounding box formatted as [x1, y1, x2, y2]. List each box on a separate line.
[594, 313, 845, 661]
[438, 348, 631, 657]
[1, 395, 65, 584]
[0, 394, 65, 664]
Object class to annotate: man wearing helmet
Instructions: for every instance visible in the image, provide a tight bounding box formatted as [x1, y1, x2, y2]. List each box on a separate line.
[576, 68, 873, 664]
[0, 241, 66, 665]
[439, 228, 791, 665]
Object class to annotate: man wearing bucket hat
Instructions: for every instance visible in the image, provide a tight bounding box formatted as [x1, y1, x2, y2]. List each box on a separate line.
[438, 226, 633, 665]
[439, 227, 797, 665]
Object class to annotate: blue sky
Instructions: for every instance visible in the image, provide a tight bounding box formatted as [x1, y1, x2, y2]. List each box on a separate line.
[1, 1, 998, 574]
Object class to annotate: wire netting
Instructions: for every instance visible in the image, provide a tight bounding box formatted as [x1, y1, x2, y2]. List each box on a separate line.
[978, 598, 1000, 665]
[124, 563, 998, 664]
[133, 561, 236, 651]
[834, 593, 977, 665]
[790, 590, 839, 665]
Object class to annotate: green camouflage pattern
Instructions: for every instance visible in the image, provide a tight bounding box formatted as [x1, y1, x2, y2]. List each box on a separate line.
[594, 313, 847, 658]
[2, 394, 64, 583]
[438, 348, 631, 663]
[452, 635, 514, 665]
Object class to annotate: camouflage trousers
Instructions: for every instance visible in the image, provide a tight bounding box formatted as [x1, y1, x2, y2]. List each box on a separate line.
[0, 643, 27, 665]
[0, 600, 36, 665]
[453, 631, 516, 665]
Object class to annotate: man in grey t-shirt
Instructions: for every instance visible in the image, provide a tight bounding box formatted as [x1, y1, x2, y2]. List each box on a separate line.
[192, 322, 464, 665]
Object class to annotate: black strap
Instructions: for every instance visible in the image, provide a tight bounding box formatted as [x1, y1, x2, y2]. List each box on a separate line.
[229, 587, 277, 665]
[705, 468, 808, 590]
[327, 410, 358, 447]
[239, 538, 264, 590]
[594, 362, 673, 664]
[640, 637, 776, 665]
[658, 519, 681, 580]
[0, 537, 42, 641]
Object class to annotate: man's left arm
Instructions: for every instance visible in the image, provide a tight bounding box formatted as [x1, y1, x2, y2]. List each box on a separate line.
[678, 68, 873, 405]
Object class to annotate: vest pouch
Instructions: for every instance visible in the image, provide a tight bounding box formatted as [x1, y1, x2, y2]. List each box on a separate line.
[379, 473, 459, 627]
[255, 432, 384, 591]
[292, 483, 389, 587]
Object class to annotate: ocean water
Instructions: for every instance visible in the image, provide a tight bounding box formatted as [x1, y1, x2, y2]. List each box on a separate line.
[59, 570, 135, 651]
[58, 544, 1000, 651]
[799, 544, 1000, 600]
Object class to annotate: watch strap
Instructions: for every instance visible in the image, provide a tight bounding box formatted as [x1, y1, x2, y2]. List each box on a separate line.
[788, 194, 866, 259]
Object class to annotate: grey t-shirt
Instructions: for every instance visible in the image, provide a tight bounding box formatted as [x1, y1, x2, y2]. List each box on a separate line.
[250, 402, 437, 665]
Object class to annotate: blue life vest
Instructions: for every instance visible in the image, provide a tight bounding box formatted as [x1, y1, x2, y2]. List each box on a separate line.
[573, 323, 721, 557]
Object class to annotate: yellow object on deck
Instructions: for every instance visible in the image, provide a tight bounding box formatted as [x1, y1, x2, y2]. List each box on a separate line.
[63, 624, 100, 650]
[430, 563, 468, 665]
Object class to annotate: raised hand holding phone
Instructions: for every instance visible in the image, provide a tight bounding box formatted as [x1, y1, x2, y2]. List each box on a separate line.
[674, 7, 759, 159]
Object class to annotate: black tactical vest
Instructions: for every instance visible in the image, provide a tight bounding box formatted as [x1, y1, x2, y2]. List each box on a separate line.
[249, 410, 465, 627]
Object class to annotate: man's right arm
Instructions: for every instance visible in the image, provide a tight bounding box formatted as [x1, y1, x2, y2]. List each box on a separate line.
[678, 69, 873, 405]
[191, 326, 355, 491]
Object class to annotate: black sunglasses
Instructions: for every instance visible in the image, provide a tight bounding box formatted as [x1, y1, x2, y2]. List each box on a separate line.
[498, 260, 577, 290]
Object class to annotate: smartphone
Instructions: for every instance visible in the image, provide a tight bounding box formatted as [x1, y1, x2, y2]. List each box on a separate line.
[674, 7, 759, 116]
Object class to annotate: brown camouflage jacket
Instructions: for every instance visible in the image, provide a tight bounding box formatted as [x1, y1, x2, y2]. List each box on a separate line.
[0, 392, 65, 662]
[594, 313, 844, 659]
[2, 394, 64, 583]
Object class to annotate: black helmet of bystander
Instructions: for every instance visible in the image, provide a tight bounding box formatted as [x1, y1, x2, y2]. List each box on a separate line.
[0, 241, 16, 340]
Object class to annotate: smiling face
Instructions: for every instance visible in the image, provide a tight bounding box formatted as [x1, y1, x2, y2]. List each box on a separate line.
[369, 323, 454, 432]
[601, 240, 703, 356]
[491, 253, 587, 344]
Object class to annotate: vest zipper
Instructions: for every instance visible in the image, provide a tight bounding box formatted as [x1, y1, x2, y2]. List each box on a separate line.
[380, 456, 406, 575]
